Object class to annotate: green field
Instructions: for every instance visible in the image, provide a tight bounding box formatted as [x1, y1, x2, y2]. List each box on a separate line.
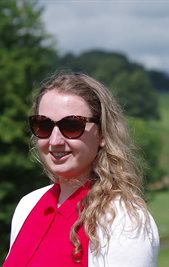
[148, 190, 169, 267]
[148, 94, 169, 267]
[158, 248, 169, 267]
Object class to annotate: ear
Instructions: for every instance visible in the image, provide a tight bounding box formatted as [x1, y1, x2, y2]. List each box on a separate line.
[99, 137, 105, 148]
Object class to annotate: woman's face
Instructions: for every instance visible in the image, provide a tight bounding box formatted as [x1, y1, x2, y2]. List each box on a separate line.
[37, 90, 102, 182]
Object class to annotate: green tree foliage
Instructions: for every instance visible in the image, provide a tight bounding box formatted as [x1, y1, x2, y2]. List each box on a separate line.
[60, 50, 160, 120]
[0, 0, 59, 262]
[128, 118, 163, 185]
[148, 70, 169, 93]
[112, 69, 160, 120]
[61, 50, 131, 84]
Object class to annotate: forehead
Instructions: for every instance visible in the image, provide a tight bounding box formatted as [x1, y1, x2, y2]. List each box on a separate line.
[38, 90, 92, 118]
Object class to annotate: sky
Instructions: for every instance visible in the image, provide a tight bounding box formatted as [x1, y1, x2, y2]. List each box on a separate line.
[40, 0, 169, 74]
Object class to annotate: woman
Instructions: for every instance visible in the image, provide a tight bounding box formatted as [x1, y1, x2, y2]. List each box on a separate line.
[3, 72, 159, 266]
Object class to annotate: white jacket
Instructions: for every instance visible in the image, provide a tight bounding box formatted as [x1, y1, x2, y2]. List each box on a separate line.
[8, 185, 159, 267]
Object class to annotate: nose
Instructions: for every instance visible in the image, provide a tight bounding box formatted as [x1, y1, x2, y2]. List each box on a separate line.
[49, 126, 65, 146]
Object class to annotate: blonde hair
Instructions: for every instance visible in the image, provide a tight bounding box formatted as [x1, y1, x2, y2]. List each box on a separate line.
[30, 71, 148, 261]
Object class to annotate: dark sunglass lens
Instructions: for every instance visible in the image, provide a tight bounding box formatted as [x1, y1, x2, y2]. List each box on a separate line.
[60, 117, 85, 138]
[30, 117, 53, 138]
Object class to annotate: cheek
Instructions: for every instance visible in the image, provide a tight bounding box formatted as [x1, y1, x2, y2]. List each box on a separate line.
[80, 132, 101, 157]
[86, 127, 101, 149]
[37, 140, 49, 154]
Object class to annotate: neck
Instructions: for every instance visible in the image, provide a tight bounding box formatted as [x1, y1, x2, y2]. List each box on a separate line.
[57, 175, 89, 206]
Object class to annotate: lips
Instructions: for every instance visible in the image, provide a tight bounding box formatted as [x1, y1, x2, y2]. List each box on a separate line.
[50, 151, 71, 160]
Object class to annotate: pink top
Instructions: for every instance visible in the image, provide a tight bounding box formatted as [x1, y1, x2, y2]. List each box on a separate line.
[3, 182, 90, 267]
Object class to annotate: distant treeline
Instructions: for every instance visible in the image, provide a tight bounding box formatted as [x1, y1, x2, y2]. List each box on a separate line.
[58, 50, 169, 93]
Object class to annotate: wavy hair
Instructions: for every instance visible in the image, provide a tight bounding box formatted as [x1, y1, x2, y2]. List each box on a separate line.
[30, 71, 148, 261]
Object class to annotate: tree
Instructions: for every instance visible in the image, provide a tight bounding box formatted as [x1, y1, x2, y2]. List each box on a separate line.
[60, 50, 160, 120]
[0, 0, 59, 262]
[128, 118, 163, 185]
[112, 69, 160, 120]
[60, 50, 130, 85]
[148, 70, 169, 93]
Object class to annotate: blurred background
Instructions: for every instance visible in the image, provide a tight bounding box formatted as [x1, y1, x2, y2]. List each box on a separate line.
[0, 0, 169, 265]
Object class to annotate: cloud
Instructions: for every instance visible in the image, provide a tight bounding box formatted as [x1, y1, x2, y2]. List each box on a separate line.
[40, 0, 169, 73]
[129, 1, 169, 18]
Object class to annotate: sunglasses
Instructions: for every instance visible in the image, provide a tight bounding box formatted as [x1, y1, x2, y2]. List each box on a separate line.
[29, 115, 99, 139]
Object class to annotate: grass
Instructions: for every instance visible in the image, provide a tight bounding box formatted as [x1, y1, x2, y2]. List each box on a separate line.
[148, 190, 169, 267]
[158, 248, 169, 267]
[148, 94, 169, 266]
[149, 190, 169, 238]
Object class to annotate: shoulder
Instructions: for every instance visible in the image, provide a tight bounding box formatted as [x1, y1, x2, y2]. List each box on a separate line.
[89, 197, 159, 267]
[13, 185, 53, 218]
[10, 184, 53, 247]
[17, 184, 53, 206]
[109, 197, 159, 243]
